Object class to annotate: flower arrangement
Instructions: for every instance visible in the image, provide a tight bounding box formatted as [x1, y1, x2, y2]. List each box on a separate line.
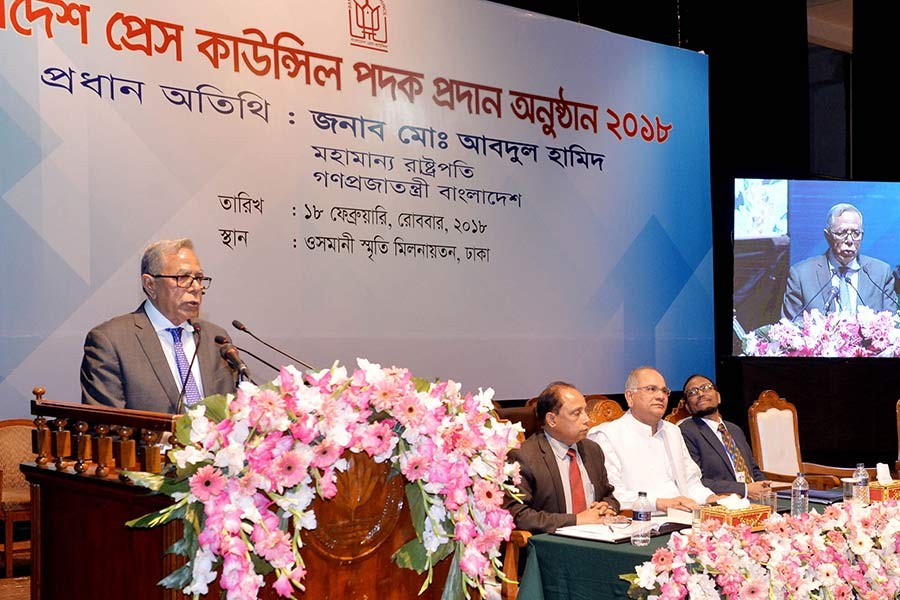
[125, 359, 523, 600]
[742, 307, 900, 357]
[621, 501, 900, 599]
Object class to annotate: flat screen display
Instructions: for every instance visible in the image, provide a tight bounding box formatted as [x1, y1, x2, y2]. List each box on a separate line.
[733, 178, 900, 357]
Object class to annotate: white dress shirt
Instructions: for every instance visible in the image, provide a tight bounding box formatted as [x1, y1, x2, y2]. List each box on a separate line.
[588, 411, 713, 510]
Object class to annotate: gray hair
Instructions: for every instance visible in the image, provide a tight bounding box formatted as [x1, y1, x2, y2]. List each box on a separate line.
[625, 366, 658, 390]
[140, 238, 194, 276]
[825, 203, 863, 231]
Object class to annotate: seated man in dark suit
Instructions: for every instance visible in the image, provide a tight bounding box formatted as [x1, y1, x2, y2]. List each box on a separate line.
[678, 374, 771, 498]
[504, 381, 619, 534]
[81, 238, 237, 413]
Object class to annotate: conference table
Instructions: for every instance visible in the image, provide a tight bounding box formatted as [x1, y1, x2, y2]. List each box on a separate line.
[518, 499, 794, 600]
[516, 529, 670, 600]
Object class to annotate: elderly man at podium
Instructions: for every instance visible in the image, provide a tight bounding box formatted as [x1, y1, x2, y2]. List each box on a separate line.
[80, 238, 236, 413]
[782, 203, 897, 321]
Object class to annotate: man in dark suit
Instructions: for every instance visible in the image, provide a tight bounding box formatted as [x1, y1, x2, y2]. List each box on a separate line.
[81, 239, 236, 413]
[678, 374, 770, 498]
[782, 203, 897, 321]
[504, 382, 619, 534]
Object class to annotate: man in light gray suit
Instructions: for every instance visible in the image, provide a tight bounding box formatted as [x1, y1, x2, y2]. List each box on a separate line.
[81, 239, 236, 413]
[782, 203, 897, 321]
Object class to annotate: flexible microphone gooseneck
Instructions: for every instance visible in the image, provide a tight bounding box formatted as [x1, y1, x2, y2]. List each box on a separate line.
[231, 319, 316, 371]
[175, 323, 201, 414]
[861, 264, 900, 312]
[214, 335, 280, 373]
[792, 275, 840, 321]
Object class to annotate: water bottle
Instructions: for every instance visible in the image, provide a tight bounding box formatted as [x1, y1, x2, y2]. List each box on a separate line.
[631, 491, 652, 546]
[790, 472, 809, 517]
[853, 463, 870, 504]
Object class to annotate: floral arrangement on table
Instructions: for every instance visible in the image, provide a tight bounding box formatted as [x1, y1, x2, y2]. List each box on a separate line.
[124, 359, 523, 600]
[742, 307, 900, 357]
[621, 500, 900, 599]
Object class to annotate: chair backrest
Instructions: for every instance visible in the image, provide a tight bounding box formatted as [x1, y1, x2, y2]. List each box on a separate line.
[0, 419, 35, 494]
[895, 399, 900, 475]
[664, 398, 691, 425]
[747, 390, 802, 476]
[585, 395, 624, 427]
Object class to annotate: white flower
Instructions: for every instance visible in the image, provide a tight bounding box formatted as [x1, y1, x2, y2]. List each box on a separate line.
[189, 413, 211, 445]
[213, 442, 246, 474]
[635, 561, 657, 589]
[294, 384, 324, 414]
[472, 387, 495, 412]
[173, 445, 210, 469]
[685, 572, 719, 599]
[356, 357, 385, 383]
[274, 482, 315, 513]
[295, 509, 316, 532]
[182, 548, 217, 596]
[849, 532, 874, 555]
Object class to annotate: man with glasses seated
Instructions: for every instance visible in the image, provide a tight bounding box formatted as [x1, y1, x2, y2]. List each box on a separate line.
[782, 202, 897, 321]
[588, 367, 717, 512]
[81, 238, 236, 413]
[678, 374, 771, 498]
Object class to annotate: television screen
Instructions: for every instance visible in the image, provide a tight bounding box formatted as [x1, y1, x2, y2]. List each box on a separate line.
[733, 178, 900, 357]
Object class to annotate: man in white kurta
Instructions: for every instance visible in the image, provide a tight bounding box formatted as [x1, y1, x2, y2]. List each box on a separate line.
[588, 366, 716, 511]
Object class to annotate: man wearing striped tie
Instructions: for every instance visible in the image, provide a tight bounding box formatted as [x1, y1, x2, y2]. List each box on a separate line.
[81, 238, 237, 413]
[679, 374, 771, 498]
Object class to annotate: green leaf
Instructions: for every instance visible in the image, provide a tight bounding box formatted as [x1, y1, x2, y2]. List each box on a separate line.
[202, 393, 230, 423]
[439, 547, 464, 600]
[122, 470, 166, 491]
[411, 377, 433, 393]
[406, 482, 427, 538]
[249, 551, 275, 575]
[429, 540, 455, 565]
[158, 563, 193, 590]
[393, 537, 430, 573]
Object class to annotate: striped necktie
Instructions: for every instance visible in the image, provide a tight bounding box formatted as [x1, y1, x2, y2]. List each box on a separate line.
[167, 327, 201, 408]
[718, 422, 752, 483]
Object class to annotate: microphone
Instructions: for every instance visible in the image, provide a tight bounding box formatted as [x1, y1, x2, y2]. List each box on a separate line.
[219, 343, 255, 384]
[861, 264, 900, 312]
[822, 285, 840, 313]
[842, 273, 867, 312]
[232, 319, 316, 371]
[792, 276, 839, 321]
[175, 323, 201, 414]
[214, 335, 279, 373]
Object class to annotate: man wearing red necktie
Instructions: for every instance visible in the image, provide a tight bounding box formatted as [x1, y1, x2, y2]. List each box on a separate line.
[504, 381, 619, 534]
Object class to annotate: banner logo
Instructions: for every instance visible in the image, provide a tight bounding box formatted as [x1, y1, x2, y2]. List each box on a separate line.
[348, 0, 388, 52]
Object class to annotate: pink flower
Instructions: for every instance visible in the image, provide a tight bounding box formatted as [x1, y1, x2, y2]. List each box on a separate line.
[459, 545, 489, 578]
[189, 465, 226, 502]
[271, 450, 308, 491]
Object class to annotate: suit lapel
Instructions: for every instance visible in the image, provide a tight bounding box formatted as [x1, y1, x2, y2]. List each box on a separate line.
[695, 418, 736, 477]
[133, 306, 180, 411]
[537, 434, 567, 513]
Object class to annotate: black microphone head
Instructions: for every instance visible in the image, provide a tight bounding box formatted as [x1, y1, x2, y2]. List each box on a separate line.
[232, 319, 247, 331]
[214, 335, 230, 345]
[219, 343, 234, 358]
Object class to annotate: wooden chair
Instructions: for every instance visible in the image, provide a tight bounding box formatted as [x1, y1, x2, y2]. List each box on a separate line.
[585, 395, 624, 427]
[895, 398, 900, 476]
[0, 419, 34, 577]
[664, 397, 691, 425]
[747, 390, 871, 490]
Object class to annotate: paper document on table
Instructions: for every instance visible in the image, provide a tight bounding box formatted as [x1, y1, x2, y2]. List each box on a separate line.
[665, 508, 693, 525]
[553, 516, 686, 544]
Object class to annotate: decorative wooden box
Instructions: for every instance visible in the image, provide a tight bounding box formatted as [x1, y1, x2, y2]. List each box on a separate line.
[869, 481, 900, 502]
[700, 504, 772, 531]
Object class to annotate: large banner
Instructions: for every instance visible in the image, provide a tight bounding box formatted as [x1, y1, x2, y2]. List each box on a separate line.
[0, 0, 712, 416]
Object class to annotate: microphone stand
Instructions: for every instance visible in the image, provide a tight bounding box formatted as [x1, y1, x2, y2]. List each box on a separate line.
[213, 335, 279, 373]
[232, 320, 316, 371]
[861, 264, 900, 312]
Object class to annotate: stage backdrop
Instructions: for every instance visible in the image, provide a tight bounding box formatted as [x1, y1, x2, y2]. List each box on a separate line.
[0, 0, 712, 417]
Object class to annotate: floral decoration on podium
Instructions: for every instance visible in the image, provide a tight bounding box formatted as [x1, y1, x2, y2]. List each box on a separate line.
[742, 307, 900, 357]
[125, 359, 523, 599]
[621, 500, 900, 599]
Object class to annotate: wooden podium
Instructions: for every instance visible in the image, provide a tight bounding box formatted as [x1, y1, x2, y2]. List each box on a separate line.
[24, 395, 449, 599]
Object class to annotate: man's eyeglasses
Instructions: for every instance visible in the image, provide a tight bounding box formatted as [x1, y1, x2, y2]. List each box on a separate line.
[685, 382, 716, 398]
[150, 274, 212, 289]
[828, 229, 863, 241]
[629, 385, 671, 397]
